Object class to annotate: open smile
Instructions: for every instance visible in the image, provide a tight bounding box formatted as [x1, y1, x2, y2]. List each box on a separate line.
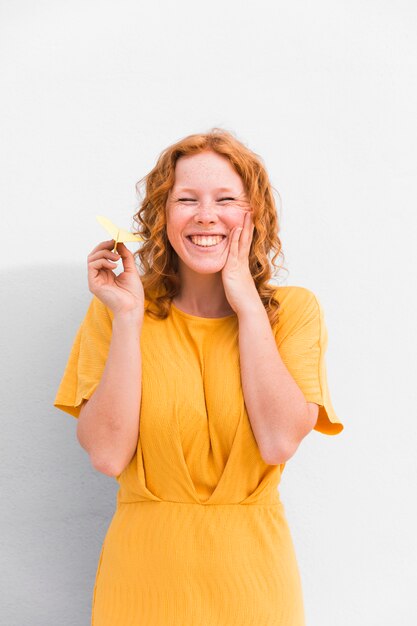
[185, 235, 227, 251]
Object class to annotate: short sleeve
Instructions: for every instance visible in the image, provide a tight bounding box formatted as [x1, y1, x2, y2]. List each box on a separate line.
[53, 295, 114, 419]
[274, 287, 344, 436]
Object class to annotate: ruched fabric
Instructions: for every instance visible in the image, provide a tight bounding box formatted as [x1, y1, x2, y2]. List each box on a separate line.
[54, 285, 344, 626]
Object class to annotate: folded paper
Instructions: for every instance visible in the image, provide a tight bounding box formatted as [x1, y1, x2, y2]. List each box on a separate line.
[96, 215, 143, 252]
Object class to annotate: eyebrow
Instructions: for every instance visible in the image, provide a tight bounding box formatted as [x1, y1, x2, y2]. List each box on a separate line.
[173, 187, 237, 193]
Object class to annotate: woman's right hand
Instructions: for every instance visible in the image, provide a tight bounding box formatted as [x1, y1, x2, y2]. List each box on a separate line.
[87, 239, 145, 317]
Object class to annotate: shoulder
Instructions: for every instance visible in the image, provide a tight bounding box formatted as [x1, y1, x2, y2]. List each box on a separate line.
[269, 284, 322, 335]
[270, 284, 320, 313]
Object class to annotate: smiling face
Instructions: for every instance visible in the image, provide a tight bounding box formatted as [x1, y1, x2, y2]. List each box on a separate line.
[166, 150, 251, 276]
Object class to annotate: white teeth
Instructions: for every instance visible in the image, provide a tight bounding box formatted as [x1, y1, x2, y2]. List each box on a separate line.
[189, 235, 225, 247]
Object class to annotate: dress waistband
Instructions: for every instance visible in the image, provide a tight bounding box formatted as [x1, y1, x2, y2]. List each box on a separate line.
[116, 491, 282, 507]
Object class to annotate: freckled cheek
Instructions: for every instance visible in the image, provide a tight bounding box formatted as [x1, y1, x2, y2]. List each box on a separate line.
[224, 208, 245, 228]
[166, 224, 185, 247]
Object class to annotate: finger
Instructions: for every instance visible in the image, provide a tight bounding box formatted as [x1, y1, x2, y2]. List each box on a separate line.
[228, 225, 242, 261]
[88, 257, 119, 272]
[88, 248, 121, 263]
[114, 242, 137, 272]
[239, 211, 254, 257]
[88, 239, 119, 257]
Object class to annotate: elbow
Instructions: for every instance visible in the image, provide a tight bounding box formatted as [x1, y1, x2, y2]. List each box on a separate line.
[90, 455, 123, 478]
[261, 405, 317, 465]
[261, 439, 299, 466]
[76, 433, 120, 476]
[90, 447, 135, 478]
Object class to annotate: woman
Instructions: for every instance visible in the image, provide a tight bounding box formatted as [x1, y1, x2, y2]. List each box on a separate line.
[54, 128, 344, 626]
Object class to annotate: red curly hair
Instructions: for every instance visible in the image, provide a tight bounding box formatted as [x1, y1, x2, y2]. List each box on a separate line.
[132, 127, 287, 328]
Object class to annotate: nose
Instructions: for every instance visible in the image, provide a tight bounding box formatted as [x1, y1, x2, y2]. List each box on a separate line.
[193, 201, 220, 225]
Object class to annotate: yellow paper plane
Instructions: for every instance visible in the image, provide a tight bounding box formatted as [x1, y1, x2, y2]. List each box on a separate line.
[96, 215, 143, 252]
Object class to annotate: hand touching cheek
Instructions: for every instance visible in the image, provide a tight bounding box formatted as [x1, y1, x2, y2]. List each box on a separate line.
[221, 210, 260, 314]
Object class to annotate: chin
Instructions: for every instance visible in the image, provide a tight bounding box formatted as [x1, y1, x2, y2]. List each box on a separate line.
[173, 245, 226, 275]
[187, 262, 225, 275]
[177, 255, 225, 275]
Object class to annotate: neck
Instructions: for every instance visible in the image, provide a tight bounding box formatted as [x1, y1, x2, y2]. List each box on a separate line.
[173, 268, 234, 317]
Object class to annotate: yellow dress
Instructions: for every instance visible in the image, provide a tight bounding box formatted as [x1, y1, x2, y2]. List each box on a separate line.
[53, 284, 344, 626]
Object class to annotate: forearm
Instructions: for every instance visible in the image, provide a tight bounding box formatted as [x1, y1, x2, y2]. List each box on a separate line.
[237, 300, 310, 465]
[76, 311, 143, 475]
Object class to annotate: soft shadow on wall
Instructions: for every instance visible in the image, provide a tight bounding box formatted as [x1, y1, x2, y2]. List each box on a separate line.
[1, 265, 118, 626]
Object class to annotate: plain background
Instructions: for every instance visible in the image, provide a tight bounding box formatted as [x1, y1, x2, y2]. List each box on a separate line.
[1, 1, 416, 624]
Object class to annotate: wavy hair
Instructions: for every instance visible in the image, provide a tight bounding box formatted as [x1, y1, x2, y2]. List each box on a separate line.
[132, 128, 287, 328]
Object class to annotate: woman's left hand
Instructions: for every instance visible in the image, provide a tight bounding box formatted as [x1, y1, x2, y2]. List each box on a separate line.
[221, 210, 260, 314]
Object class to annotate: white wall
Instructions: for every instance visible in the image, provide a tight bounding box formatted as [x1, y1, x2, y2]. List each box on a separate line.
[1, 1, 416, 624]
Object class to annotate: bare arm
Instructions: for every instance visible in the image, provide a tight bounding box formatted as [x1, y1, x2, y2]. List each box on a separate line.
[77, 310, 143, 476]
[221, 212, 319, 466]
[238, 301, 319, 466]
[73, 235, 145, 477]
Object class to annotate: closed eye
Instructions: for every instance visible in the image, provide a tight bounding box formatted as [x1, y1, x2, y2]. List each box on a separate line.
[178, 197, 236, 202]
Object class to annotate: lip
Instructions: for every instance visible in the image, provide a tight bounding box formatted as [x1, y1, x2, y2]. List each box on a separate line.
[186, 233, 228, 237]
[185, 234, 227, 251]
